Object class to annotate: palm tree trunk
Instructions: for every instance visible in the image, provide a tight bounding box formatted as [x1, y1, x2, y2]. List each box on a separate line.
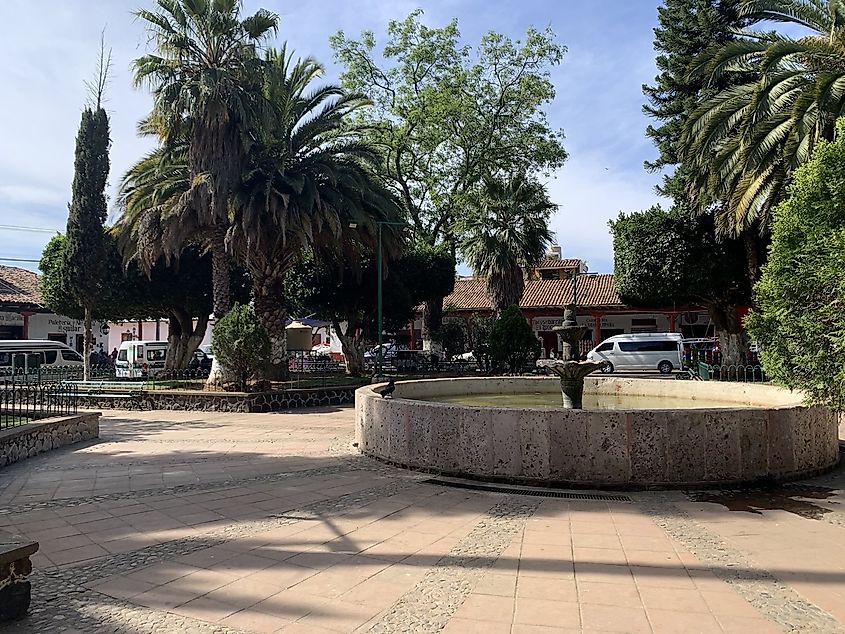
[254, 270, 289, 381]
[210, 228, 231, 318]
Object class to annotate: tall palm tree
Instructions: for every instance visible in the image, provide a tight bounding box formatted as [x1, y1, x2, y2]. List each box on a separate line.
[229, 47, 404, 379]
[683, 0, 845, 238]
[456, 174, 555, 316]
[133, 0, 278, 318]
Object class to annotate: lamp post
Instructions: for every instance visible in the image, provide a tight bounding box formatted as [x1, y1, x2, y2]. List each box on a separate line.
[350, 220, 408, 379]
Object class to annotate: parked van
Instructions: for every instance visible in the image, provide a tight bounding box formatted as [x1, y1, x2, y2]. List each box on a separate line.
[0, 340, 83, 374]
[115, 340, 168, 379]
[586, 333, 683, 374]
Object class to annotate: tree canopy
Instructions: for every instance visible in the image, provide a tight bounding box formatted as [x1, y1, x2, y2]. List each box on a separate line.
[330, 10, 567, 245]
[747, 119, 845, 410]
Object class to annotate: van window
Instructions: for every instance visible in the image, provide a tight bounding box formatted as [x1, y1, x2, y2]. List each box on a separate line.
[117, 350, 128, 362]
[44, 351, 58, 364]
[135, 346, 143, 359]
[61, 350, 82, 362]
[0, 352, 10, 366]
[27, 353, 43, 369]
[597, 342, 613, 352]
[147, 349, 166, 362]
[619, 340, 678, 353]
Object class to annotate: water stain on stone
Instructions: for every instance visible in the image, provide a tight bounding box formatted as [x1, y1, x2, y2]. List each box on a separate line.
[686, 485, 838, 520]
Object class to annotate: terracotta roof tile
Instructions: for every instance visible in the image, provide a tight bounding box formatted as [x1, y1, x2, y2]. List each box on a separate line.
[444, 274, 622, 311]
[0, 266, 44, 308]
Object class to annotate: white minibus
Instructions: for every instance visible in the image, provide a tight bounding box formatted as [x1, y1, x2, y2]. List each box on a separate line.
[115, 340, 169, 379]
[0, 340, 84, 375]
[586, 333, 683, 374]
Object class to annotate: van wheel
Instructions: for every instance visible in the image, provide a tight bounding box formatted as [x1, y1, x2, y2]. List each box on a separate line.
[658, 361, 674, 374]
[601, 362, 614, 374]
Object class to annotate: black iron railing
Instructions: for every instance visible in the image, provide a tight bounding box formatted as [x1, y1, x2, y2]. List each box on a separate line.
[0, 381, 78, 429]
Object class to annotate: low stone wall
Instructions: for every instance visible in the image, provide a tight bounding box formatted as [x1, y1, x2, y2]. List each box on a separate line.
[0, 536, 38, 623]
[75, 386, 357, 412]
[0, 413, 100, 468]
[356, 377, 840, 488]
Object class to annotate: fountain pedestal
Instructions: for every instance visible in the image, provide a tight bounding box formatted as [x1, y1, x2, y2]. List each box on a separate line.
[546, 360, 609, 408]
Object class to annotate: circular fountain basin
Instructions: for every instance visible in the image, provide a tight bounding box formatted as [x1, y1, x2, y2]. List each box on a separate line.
[355, 377, 840, 488]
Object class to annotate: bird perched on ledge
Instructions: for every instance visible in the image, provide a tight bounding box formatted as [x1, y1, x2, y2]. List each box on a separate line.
[379, 379, 396, 399]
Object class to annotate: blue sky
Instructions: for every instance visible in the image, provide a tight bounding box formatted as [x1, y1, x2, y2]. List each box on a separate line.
[0, 0, 668, 274]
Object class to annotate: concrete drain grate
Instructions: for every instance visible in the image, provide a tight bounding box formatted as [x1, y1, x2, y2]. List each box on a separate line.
[424, 478, 632, 502]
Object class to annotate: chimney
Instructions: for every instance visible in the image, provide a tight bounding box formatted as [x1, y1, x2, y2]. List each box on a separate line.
[548, 245, 561, 260]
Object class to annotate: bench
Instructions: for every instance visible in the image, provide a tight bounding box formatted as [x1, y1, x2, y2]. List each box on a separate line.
[65, 381, 145, 399]
[0, 536, 38, 623]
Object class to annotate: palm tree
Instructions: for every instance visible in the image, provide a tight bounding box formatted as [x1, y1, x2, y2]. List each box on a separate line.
[229, 47, 404, 379]
[132, 0, 278, 318]
[683, 0, 845, 238]
[456, 174, 555, 316]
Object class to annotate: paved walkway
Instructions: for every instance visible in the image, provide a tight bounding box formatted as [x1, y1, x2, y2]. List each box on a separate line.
[1, 407, 844, 633]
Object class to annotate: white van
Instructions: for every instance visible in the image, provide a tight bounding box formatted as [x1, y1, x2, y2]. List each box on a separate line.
[115, 340, 169, 379]
[0, 340, 83, 375]
[586, 333, 683, 374]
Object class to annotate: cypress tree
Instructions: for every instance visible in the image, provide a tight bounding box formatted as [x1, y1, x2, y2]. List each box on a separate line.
[643, 0, 743, 201]
[63, 48, 111, 380]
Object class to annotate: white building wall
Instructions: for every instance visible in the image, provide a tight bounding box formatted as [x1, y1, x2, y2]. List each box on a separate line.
[0, 311, 109, 352]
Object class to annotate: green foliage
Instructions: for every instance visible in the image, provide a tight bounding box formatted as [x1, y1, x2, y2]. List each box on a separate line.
[456, 173, 555, 314]
[211, 303, 270, 390]
[330, 11, 567, 245]
[393, 243, 456, 307]
[748, 120, 845, 409]
[489, 306, 540, 374]
[643, 0, 743, 199]
[610, 205, 748, 307]
[437, 321, 467, 358]
[40, 234, 250, 322]
[63, 106, 110, 310]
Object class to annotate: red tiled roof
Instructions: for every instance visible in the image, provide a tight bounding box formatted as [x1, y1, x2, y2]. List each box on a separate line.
[443, 274, 622, 311]
[0, 266, 44, 308]
[534, 257, 582, 270]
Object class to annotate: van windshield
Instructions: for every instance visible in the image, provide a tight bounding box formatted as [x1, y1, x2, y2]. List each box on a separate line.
[117, 350, 128, 362]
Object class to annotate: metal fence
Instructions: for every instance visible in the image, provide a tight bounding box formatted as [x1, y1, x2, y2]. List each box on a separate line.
[0, 382, 78, 429]
[697, 363, 767, 382]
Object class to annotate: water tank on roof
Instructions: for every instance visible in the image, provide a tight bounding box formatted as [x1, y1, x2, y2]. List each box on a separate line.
[286, 321, 313, 351]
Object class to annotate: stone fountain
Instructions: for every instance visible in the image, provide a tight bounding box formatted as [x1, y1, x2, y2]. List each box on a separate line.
[548, 304, 608, 408]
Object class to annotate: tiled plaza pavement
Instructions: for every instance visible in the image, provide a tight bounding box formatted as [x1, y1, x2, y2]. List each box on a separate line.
[1, 408, 844, 633]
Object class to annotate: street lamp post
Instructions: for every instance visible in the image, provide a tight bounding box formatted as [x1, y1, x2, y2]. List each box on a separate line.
[375, 220, 409, 378]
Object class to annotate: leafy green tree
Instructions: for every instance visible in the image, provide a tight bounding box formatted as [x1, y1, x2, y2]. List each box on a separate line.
[286, 245, 451, 375]
[643, 0, 744, 200]
[211, 303, 270, 391]
[331, 11, 567, 332]
[489, 306, 540, 374]
[133, 0, 278, 318]
[41, 234, 249, 369]
[394, 243, 456, 339]
[610, 206, 750, 364]
[456, 173, 555, 315]
[230, 46, 404, 380]
[63, 59, 111, 381]
[747, 120, 845, 409]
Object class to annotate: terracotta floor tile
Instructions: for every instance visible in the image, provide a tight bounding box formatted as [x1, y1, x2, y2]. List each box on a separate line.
[637, 585, 710, 613]
[513, 598, 580, 628]
[294, 598, 381, 632]
[574, 562, 634, 585]
[577, 580, 643, 607]
[453, 594, 515, 623]
[631, 565, 697, 589]
[715, 614, 783, 633]
[220, 607, 294, 633]
[441, 617, 512, 633]
[647, 607, 722, 633]
[516, 576, 577, 602]
[511, 625, 580, 634]
[700, 589, 761, 618]
[580, 604, 652, 633]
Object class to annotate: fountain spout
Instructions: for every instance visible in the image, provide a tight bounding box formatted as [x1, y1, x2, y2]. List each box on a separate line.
[545, 360, 609, 409]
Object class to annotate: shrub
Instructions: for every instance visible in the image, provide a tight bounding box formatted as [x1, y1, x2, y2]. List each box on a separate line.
[211, 303, 270, 391]
[747, 119, 845, 410]
[489, 305, 540, 373]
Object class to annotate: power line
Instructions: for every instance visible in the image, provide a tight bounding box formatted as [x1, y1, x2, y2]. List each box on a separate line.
[0, 257, 40, 263]
[0, 224, 61, 234]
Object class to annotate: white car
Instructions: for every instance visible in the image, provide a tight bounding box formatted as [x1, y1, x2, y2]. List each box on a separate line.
[199, 344, 213, 360]
[455, 351, 476, 362]
[311, 343, 331, 357]
[364, 343, 397, 360]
